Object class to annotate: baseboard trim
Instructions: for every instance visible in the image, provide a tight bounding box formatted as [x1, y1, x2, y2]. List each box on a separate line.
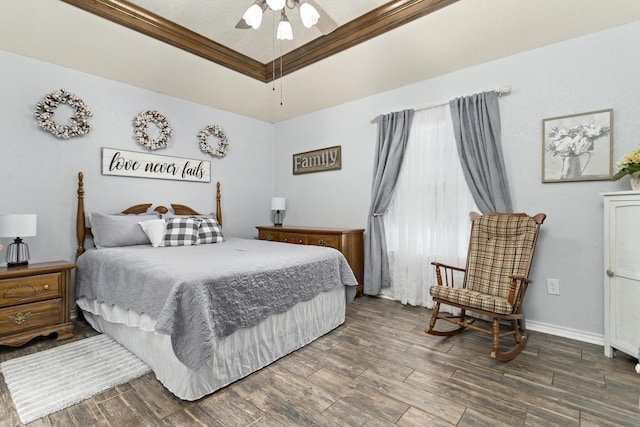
[526, 320, 604, 346]
[374, 295, 605, 347]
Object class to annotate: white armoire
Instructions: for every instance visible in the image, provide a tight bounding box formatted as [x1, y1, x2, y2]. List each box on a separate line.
[602, 191, 640, 366]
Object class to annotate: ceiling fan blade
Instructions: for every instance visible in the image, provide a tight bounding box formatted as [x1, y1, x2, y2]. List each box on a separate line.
[235, 19, 251, 30]
[235, 0, 269, 30]
[304, 0, 338, 35]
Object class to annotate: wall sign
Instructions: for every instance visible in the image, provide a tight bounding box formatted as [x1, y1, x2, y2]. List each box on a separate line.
[292, 145, 342, 175]
[101, 147, 210, 183]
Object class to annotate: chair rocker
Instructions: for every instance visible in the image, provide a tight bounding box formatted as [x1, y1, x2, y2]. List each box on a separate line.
[426, 211, 546, 361]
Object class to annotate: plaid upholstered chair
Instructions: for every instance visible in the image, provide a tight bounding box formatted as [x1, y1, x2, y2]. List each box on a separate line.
[426, 211, 546, 360]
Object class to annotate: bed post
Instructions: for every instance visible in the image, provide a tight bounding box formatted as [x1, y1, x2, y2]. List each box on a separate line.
[76, 171, 86, 259]
[216, 182, 222, 226]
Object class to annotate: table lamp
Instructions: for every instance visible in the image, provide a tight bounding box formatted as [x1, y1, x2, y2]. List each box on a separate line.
[271, 197, 286, 227]
[0, 214, 37, 267]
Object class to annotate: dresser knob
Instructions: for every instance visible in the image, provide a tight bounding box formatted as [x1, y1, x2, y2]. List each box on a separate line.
[43, 284, 50, 290]
[317, 239, 326, 246]
[606, 269, 614, 277]
[267, 235, 274, 241]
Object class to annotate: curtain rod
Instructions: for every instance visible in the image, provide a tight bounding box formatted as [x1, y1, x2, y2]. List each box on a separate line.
[369, 86, 512, 123]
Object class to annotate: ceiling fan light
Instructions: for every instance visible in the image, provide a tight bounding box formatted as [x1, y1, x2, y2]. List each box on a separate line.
[242, 4, 263, 29]
[300, 2, 319, 28]
[266, 0, 285, 10]
[277, 16, 293, 40]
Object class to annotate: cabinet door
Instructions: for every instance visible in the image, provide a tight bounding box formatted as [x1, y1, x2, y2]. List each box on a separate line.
[606, 198, 640, 358]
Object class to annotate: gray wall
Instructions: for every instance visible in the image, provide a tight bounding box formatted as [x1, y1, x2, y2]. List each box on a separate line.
[273, 21, 640, 342]
[0, 50, 275, 266]
[2, 19, 639, 344]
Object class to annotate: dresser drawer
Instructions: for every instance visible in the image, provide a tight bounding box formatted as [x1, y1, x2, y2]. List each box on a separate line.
[0, 299, 62, 335]
[281, 232, 308, 245]
[308, 234, 341, 250]
[258, 230, 282, 242]
[0, 273, 61, 308]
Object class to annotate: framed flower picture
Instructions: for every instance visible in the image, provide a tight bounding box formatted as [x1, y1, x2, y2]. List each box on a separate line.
[542, 109, 613, 182]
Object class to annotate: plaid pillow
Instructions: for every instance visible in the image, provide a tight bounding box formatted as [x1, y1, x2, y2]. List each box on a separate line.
[163, 218, 200, 246]
[198, 218, 224, 244]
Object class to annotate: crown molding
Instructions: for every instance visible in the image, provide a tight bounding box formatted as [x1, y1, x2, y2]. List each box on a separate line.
[61, 0, 458, 83]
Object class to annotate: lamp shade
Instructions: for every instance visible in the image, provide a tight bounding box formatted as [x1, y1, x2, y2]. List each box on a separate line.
[271, 197, 286, 211]
[266, 0, 285, 10]
[0, 214, 37, 238]
[276, 15, 293, 40]
[300, 2, 320, 28]
[243, 3, 263, 29]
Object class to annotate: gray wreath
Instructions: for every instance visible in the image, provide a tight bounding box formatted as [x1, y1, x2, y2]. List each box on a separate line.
[34, 89, 92, 139]
[134, 110, 173, 150]
[197, 125, 228, 158]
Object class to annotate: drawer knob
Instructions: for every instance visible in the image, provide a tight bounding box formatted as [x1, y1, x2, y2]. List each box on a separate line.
[317, 239, 326, 246]
[43, 284, 50, 290]
[267, 235, 274, 241]
[9, 312, 31, 325]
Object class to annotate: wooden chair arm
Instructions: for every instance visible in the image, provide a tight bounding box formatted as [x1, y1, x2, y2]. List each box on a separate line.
[431, 262, 466, 287]
[507, 275, 532, 308]
[431, 262, 466, 273]
[508, 274, 531, 284]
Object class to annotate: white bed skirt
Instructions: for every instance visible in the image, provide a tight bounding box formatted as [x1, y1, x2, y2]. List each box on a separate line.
[77, 286, 346, 400]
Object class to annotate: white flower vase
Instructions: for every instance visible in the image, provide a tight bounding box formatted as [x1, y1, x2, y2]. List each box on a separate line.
[561, 155, 582, 179]
[630, 174, 640, 191]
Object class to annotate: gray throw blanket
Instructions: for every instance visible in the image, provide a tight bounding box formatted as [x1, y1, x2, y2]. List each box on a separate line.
[76, 238, 357, 369]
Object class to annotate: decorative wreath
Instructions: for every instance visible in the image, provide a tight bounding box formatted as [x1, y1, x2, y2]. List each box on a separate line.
[34, 89, 92, 139]
[197, 125, 229, 158]
[134, 110, 173, 150]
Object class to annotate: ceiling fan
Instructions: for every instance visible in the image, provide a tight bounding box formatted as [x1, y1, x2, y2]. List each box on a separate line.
[236, 0, 339, 38]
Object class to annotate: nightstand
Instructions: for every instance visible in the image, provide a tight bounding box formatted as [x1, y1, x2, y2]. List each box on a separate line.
[0, 261, 75, 347]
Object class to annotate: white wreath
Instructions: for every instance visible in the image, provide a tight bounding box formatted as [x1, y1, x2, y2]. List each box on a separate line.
[34, 89, 92, 139]
[134, 110, 173, 150]
[197, 125, 228, 157]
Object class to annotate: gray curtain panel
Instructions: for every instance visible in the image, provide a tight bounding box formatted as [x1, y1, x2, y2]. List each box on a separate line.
[449, 91, 513, 213]
[364, 109, 414, 295]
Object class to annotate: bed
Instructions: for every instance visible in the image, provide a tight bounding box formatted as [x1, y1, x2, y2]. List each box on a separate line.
[73, 172, 357, 400]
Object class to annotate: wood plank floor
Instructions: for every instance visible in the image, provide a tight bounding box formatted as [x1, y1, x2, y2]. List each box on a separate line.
[1, 296, 639, 426]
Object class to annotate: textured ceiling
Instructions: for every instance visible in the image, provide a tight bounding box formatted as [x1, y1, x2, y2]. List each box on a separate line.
[128, 0, 390, 64]
[2, 1, 640, 123]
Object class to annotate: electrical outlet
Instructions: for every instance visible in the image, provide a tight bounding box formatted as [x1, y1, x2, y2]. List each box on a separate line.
[547, 278, 560, 295]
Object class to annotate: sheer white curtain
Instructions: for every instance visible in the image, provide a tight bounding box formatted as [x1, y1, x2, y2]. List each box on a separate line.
[381, 105, 478, 307]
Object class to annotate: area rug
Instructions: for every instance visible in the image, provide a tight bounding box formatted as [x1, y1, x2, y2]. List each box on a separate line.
[0, 334, 151, 424]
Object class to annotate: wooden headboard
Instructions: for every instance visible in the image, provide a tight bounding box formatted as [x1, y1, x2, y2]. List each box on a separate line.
[75, 171, 222, 258]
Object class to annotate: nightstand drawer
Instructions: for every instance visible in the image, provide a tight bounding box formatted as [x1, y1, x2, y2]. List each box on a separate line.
[258, 230, 282, 242]
[308, 234, 340, 250]
[0, 299, 62, 335]
[281, 232, 308, 245]
[0, 273, 61, 308]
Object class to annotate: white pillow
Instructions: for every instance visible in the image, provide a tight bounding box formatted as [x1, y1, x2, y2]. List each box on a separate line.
[139, 219, 167, 248]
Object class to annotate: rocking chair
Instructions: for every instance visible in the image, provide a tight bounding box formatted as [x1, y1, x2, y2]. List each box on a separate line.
[426, 211, 546, 360]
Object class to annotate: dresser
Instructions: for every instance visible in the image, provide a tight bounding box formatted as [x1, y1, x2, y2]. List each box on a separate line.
[256, 226, 365, 296]
[0, 261, 75, 347]
[602, 191, 640, 362]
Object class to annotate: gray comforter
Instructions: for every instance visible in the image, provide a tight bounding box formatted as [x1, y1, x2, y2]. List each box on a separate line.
[76, 237, 357, 369]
